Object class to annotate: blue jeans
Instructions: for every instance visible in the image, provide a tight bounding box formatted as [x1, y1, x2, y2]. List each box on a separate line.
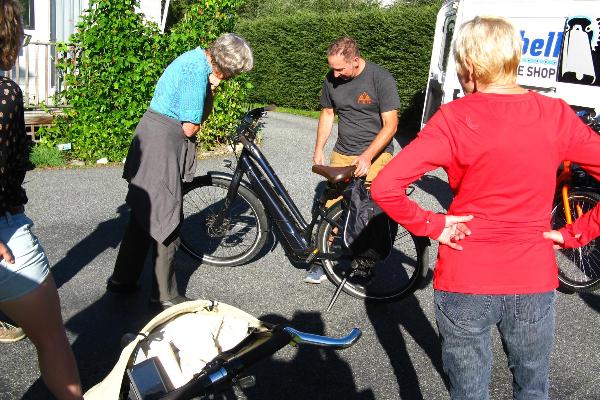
[434, 290, 555, 400]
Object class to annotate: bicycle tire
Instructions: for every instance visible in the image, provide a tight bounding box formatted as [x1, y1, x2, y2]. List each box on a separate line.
[551, 190, 600, 292]
[180, 175, 270, 267]
[317, 202, 429, 302]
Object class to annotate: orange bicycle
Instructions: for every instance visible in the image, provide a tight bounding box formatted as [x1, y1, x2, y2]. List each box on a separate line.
[551, 112, 600, 292]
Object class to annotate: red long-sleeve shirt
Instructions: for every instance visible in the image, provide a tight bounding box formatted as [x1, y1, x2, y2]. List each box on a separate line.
[371, 91, 600, 294]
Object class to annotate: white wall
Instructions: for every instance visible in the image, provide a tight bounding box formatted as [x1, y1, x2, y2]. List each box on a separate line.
[11, 0, 166, 107]
[137, 0, 164, 27]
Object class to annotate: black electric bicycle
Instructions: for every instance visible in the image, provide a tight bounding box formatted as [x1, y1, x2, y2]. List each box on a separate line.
[180, 106, 430, 306]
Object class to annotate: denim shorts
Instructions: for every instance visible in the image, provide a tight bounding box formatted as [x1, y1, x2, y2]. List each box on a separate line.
[0, 212, 49, 302]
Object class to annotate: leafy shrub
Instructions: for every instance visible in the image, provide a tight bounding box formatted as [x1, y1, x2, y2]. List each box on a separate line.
[40, 0, 247, 162]
[236, 3, 440, 131]
[29, 145, 65, 168]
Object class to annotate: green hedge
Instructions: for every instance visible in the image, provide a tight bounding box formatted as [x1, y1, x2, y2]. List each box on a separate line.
[236, 3, 439, 132]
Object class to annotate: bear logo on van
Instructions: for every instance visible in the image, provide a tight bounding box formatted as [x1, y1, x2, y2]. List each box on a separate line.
[558, 16, 600, 86]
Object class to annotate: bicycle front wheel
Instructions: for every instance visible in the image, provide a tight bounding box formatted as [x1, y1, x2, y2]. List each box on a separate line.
[317, 203, 429, 302]
[551, 190, 600, 292]
[181, 175, 270, 267]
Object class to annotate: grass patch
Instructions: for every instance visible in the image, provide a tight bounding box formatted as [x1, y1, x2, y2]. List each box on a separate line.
[248, 103, 321, 119]
[29, 145, 66, 168]
[274, 106, 321, 119]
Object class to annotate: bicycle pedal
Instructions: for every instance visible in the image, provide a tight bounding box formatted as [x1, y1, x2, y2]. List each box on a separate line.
[305, 248, 319, 264]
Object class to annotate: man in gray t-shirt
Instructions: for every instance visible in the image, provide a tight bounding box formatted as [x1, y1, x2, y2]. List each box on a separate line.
[306, 36, 400, 284]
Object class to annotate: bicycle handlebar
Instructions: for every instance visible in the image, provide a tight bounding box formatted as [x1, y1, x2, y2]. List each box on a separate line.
[159, 325, 361, 400]
[284, 326, 361, 349]
[234, 105, 276, 142]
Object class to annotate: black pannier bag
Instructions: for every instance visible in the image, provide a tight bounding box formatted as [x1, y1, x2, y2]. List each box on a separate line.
[341, 179, 396, 261]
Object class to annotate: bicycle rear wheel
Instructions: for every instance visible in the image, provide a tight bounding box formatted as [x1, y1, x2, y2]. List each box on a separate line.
[180, 175, 270, 267]
[551, 190, 600, 292]
[317, 202, 429, 302]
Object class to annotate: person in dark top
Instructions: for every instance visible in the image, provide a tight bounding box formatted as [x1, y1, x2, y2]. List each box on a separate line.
[0, 1, 83, 398]
[305, 36, 400, 283]
[107, 34, 254, 310]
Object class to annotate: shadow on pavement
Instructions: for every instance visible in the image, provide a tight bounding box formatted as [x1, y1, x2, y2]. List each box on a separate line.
[414, 174, 453, 211]
[241, 311, 375, 399]
[52, 204, 129, 290]
[366, 296, 449, 399]
[580, 292, 600, 313]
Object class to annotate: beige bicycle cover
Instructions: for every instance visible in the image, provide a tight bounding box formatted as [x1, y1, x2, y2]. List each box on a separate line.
[84, 300, 265, 400]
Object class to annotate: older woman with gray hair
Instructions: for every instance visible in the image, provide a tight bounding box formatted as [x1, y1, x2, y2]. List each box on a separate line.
[107, 33, 253, 310]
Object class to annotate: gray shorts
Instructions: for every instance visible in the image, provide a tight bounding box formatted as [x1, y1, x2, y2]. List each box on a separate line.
[0, 212, 49, 302]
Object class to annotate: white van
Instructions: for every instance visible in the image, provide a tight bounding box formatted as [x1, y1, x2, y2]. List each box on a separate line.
[421, 0, 600, 126]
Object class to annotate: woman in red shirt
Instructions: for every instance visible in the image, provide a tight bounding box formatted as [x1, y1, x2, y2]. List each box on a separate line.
[371, 16, 600, 400]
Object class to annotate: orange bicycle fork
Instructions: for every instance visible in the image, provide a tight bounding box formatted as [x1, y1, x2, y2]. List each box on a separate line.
[561, 161, 583, 224]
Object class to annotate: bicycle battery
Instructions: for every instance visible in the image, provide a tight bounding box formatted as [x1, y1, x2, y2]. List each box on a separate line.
[127, 356, 170, 400]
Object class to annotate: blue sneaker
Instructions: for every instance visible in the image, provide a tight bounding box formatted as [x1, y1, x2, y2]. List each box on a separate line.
[304, 265, 327, 284]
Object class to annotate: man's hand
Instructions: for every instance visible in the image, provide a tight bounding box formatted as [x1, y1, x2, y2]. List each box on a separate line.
[435, 215, 474, 251]
[0, 240, 14, 264]
[543, 230, 572, 249]
[313, 149, 326, 166]
[352, 154, 371, 177]
[182, 122, 200, 138]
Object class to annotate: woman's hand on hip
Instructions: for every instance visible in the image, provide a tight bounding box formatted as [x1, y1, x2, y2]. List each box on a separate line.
[543, 229, 570, 249]
[436, 215, 474, 251]
[0, 240, 14, 264]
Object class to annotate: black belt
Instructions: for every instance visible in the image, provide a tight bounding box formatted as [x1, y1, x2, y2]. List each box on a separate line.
[4, 205, 25, 215]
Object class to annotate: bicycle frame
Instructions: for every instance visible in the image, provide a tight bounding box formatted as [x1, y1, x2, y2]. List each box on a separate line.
[217, 135, 327, 257]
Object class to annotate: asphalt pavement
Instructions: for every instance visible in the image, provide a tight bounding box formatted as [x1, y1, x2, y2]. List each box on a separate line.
[1, 112, 600, 399]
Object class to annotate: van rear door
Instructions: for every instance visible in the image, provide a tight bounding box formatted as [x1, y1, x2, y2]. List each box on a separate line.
[421, 1, 457, 126]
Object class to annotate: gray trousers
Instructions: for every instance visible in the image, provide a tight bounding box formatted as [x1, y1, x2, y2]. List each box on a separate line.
[111, 212, 180, 301]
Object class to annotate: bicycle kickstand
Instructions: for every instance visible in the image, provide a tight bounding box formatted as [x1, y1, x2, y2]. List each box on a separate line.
[326, 276, 349, 312]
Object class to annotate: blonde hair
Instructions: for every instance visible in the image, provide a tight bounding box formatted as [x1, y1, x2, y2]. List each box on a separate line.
[453, 16, 522, 86]
[0, 0, 24, 71]
[209, 33, 254, 79]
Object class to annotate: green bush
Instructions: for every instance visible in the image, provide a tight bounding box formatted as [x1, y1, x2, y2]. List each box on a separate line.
[40, 0, 247, 161]
[29, 145, 65, 168]
[236, 3, 439, 132]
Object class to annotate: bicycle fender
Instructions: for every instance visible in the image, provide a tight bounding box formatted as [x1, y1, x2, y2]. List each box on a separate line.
[205, 171, 257, 195]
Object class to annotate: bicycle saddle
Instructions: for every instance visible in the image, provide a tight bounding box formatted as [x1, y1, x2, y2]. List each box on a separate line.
[311, 165, 356, 183]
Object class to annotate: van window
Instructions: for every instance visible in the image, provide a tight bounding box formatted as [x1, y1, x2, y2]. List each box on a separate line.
[438, 13, 456, 76]
[557, 16, 600, 87]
